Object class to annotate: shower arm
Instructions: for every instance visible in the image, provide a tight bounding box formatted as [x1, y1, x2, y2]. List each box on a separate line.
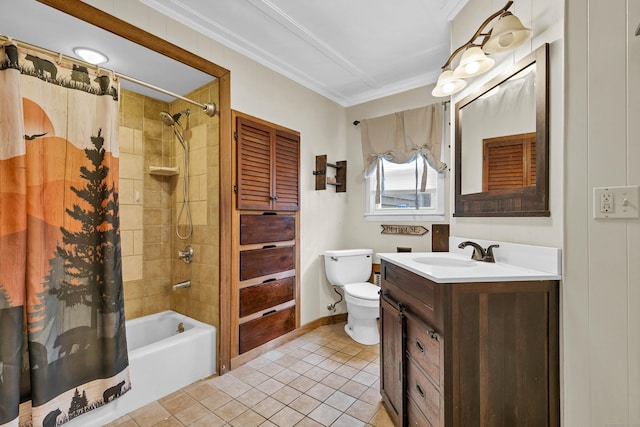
[115, 72, 216, 117]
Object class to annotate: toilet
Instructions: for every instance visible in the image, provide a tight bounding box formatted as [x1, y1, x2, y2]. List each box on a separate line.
[323, 249, 380, 345]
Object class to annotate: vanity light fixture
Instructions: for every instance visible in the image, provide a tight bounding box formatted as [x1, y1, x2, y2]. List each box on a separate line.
[73, 47, 108, 65]
[432, 0, 531, 97]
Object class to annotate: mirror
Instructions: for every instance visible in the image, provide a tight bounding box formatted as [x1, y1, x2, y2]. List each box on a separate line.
[454, 43, 549, 217]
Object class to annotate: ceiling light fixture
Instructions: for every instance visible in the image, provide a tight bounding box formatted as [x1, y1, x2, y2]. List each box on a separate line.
[73, 47, 108, 65]
[432, 1, 531, 97]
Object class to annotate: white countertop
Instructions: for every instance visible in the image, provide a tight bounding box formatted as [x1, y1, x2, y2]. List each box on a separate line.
[377, 252, 562, 283]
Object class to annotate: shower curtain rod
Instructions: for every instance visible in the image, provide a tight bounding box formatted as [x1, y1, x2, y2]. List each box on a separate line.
[114, 72, 216, 117]
[1, 34, 217, 117]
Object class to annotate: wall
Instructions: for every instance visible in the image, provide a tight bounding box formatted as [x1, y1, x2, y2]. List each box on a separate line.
[85, 0, 349, 326]
[449, 0, 564, 248]
[565, 0, 640, 425]
[118, 80, 220, 330]
[119, 89, 173, 319]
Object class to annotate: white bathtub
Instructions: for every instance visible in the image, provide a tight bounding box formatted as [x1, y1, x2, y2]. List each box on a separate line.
[64, 310, 216, 427]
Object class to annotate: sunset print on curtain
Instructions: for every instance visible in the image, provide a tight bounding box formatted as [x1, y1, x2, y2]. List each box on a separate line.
[0, 42, 129, 427]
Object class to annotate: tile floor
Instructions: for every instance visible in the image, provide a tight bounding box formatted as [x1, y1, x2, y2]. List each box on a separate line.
[105, 322, 393, 426]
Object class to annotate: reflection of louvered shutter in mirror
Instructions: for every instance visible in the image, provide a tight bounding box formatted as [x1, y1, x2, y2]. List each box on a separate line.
[236, 116, 300, 211]
[482, 132, 536, 192]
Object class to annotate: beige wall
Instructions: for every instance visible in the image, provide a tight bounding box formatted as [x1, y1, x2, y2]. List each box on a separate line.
[119, 80, 220, 329]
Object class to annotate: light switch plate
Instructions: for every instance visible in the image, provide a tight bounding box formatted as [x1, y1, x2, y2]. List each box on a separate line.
[593, 185, 640, 219]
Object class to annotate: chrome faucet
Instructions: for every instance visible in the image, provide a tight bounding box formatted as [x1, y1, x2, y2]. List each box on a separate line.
[458, 241, 500, 263]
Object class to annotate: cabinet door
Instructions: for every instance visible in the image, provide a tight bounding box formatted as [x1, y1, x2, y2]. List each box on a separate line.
[236, 116, 300, 211]
[237, 116, 273, 210]
[380, 293, 404, 426]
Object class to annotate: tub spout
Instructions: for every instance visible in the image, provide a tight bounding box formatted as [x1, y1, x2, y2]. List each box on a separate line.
[172, 280, 191, 291]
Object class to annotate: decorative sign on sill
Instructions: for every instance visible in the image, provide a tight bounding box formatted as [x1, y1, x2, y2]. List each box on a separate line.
[381, 225, 428, 236]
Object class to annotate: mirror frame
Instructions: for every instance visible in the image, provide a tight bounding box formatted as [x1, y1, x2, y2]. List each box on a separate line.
[454, 43, 549, 217]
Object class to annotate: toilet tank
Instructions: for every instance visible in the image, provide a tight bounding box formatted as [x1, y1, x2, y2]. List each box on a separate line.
[324, 249, 373, 286]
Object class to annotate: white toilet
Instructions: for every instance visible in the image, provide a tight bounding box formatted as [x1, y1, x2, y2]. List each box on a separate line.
[323, 249, 380, 345]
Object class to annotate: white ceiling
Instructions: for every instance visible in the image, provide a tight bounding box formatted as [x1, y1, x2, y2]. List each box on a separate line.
[2, 0, 467, 107]
[140, 0, 468, 106]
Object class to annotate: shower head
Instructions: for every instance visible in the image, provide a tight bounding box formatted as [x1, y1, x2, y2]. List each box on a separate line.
[159, 109, 190, 127]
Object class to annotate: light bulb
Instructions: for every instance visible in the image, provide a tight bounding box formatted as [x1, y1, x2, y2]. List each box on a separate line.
[465, 61, 480, 75]
[442, 82, 455, 94]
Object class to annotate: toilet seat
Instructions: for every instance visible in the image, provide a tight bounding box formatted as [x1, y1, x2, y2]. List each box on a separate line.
[344, 282, 380, 300]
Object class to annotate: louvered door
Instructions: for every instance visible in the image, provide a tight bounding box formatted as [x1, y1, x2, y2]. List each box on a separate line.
[236, 116, 300, 211]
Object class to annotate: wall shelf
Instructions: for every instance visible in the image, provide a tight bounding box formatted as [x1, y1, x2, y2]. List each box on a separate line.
[314, 155, 346, 192]
[149, 166, 179, 176]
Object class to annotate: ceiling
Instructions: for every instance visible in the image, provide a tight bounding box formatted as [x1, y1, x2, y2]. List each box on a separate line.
[139, 0, 468, 106]
[1, 0, 467, 107]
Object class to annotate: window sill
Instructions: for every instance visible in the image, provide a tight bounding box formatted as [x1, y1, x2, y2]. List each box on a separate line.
[364, 212, 446, 222]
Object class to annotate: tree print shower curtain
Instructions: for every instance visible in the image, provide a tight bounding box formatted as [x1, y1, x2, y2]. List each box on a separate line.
[0, 42, 129, 427]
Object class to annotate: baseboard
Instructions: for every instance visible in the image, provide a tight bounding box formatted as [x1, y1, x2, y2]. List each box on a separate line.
[230, 313, 347, 370]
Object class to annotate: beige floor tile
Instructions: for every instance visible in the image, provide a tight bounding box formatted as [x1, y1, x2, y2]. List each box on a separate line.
[252, 396, 285, 419]
[237, 387, 268, 407]
[346, 400, 378, 423]
[288, 394, 321, 415]
[213, 400, 248, 422]
[189, 412, 227, 426]
[269, 406, 305, 427]
[160, 391, 197, 414]
[288, 375, 317, 393]
[129, 401, 171, 427]
[229, 409, 266, 427]
[308, 403, 342, 426]
[174, 402, 209, 425]
[110, 323, 390, 427]
[255, 377, 285, 395]
[332, 413, 366, 427]
[340, 380, 368, 399]
[199, 389, 232, 411]
[306, 383, 335, 402]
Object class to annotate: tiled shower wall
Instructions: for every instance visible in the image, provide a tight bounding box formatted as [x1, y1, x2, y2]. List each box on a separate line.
[118, 79, 220, 329]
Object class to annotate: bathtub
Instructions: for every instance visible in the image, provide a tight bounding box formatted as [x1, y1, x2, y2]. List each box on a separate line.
[64, 310, 216, 427]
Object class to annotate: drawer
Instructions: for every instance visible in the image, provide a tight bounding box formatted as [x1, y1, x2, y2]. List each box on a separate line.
[406, 358, 441, 426]
[240, 214, 295, 244]
[239, 305, 295, 354]
[407, 396, 434, 427]
[382, 261, 437, 313]
[240, 277, 295, 317]
[240, 246, 294, 281]
[405, 311, 443, 387]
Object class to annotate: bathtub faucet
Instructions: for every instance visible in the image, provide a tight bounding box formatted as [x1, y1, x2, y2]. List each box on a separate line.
[172, 280, 191, 291]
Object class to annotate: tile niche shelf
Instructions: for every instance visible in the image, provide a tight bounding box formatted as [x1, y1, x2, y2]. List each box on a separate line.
[314, 155, 347, 192]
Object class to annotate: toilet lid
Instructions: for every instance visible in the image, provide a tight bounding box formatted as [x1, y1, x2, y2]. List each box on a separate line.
[344, 282, 380, 300]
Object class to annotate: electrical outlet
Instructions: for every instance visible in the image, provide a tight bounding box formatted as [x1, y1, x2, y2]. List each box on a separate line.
[593, 186, 640, 219]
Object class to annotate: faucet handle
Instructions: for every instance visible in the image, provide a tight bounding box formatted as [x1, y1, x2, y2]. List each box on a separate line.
[483, 244, 500, 263]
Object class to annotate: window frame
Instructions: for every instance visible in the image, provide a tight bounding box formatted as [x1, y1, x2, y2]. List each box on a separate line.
[364, 157, 446, 222]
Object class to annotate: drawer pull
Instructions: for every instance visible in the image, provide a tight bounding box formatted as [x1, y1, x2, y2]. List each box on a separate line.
[415, 340, 425, 353]
[262, 309, 276, 316]
[262, 212, 277, 215]
[263, 278, 276, 283]
[262, 245, 277, 249]
[416, 383, 425, 398]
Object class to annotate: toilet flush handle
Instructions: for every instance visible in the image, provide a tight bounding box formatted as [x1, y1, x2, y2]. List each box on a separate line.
[330, 256, 339, 262]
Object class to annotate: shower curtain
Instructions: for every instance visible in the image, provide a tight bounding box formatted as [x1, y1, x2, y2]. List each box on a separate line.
[0, 42, 129, 427]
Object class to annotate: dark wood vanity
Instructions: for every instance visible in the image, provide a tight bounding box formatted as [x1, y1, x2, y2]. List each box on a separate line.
[380, 259, 559, 427]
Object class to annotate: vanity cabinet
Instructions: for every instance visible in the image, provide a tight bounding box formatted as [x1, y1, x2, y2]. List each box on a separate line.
[380, 260, 559, 427]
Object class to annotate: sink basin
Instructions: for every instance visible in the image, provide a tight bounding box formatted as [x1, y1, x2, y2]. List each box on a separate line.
[413, 256, 475, 268]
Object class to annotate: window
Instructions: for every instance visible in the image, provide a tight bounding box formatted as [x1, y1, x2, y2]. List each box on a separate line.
[365, 157, 445, 221]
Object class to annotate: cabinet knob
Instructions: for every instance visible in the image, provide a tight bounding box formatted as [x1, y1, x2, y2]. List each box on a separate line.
[270, 195, 279, 201]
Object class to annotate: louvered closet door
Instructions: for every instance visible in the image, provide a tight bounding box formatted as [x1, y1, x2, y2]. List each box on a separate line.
[237, 116, 274, 210]
[274, 129, 300, 211]
[482, 132, 536, 192]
